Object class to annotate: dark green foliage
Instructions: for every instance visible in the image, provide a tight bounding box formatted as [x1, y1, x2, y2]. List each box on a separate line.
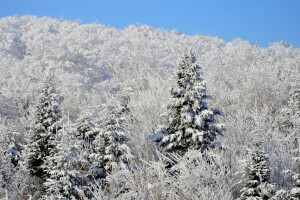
[24, 75, 63, 181]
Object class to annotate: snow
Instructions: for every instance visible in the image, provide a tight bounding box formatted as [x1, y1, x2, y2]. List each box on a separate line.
[0, 15, 299, 200]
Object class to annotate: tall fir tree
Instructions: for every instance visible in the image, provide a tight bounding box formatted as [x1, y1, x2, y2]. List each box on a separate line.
[239, 136, 274, 200]
[150, 50, 224, 155]
[90, 105, 133, 184]
[75, 114, 100, 197]
[24, 75, 63, 182]
[43, 124, 86, 200]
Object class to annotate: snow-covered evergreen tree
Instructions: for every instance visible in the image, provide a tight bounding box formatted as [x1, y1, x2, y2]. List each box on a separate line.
[43, 124, 87, 199]
[290, 138, 300, 199]
[119, 87, 133, 116]
[280, 84, 300, 130]
[74, 114, 100, 197]
[273, 136, 300, 200]
[75, 114, 99, 147]
[0, 125, 23, 190]
[120, 87, 135, 120]
[288, 84, 300, 118]
[239, 136, 275, 200]
[24, 75, 63, 182]
[90, 105, 133, 184]
[0, 123, 34, 199]
[150, 50, 224, 155]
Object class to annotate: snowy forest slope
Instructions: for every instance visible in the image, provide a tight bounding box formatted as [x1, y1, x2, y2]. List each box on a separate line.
[1, 16, 299, 127]
[0, 15, 300, 199]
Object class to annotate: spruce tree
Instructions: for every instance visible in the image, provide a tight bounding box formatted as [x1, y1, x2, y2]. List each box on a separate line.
[150, 50, 224, 155]
[75, 114, 100, 197]
[239, 137, 274, 200]
[24, 75, 63, 182]
[43, 125, 86, 199]
[75, 114, 99, 148]
[90, 105, 132, 184]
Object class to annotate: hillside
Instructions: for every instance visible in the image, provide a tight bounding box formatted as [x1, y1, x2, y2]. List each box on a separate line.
[0, 15, 299, 199]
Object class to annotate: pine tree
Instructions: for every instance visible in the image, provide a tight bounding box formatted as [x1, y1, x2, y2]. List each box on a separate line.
[24, 75, 63, 182]
[239, 137, 274, 200]
[90, 105, 133, 184]
[150, 50, 224, 155]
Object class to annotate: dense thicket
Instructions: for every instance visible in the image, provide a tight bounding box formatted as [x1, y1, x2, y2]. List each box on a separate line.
[0, 16, 300, 199]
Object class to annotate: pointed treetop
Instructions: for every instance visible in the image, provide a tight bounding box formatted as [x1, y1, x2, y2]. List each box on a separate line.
[151, 50, 224, 155]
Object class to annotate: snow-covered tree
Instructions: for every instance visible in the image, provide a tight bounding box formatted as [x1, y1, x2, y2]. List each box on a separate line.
[1, 15, 300, 199]
[43, 124, 87, 199]
[290, 137, 300, 199]
[150, 50, 224, 155]
[239, 137, 275, 200]
[279, 84, 300, 130]
[79, 150, 235, 200]
[0, 125, 23, 190]
[0, 123, 35, 199]
[74, 114, 100, 197]
[90, 105, 133, 184]
[288, 85, 300, 118]
[75, 114, 99, 147]
[119, 87, 133, 116]
[24, 75, 63, 182]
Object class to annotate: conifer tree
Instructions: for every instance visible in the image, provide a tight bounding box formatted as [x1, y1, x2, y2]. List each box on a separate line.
[290, 138, 300, 199]
[239, 136, 274, 200]
[75, 114, 99, 147]
[43, 125, 86, 199]
[119, 87, 133, 118]
[0, 125, 23, 190]
[90, 105, 133, 184]
[288, 84, 300, 117]
[24, 75, 63, 182]
[150, 50, 224, 155]
[280, 84, 300, 130]
[75, 114, 100, 197]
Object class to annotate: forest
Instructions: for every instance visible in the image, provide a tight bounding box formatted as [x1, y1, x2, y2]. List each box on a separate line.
[0, 15, 300, 200]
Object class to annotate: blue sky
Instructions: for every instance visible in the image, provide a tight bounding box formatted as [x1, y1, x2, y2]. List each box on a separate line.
[0, 0, 299, 47]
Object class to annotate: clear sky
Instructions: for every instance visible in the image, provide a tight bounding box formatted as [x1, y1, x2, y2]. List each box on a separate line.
[0, 0, 299, 47]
